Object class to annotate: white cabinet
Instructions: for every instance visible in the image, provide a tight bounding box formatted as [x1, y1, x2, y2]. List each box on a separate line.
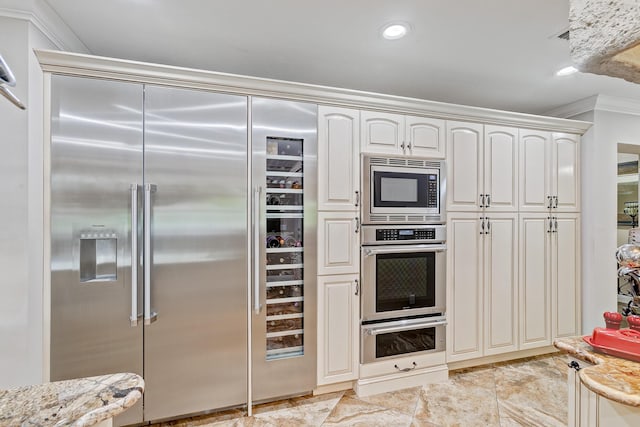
[446, 122, 518, 212]
[317, 212, 360, 276]
[552, 214, 581, 338]
[519, 130, 580, 212]
[519, 213, 551, 350]
[519, 213, 580, 349]
[361, 110, 445, 158]
[318, 106, 360, 211]
[446, 212, 518, 362]
[317, 274, 359, 385]
[316, 107, 361, 388]
[568, 357, 640, 427]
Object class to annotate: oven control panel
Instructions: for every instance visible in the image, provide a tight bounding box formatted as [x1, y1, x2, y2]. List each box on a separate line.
[362, 224, 446, 245]
[376, 228, 435, 241]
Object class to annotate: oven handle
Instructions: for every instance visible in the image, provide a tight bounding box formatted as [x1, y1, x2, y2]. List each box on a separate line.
[363, 244, 446, 256]
[363, 319, 447, 336]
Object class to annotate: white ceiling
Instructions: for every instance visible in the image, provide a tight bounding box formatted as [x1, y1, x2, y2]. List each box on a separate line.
[44, 0, 640, 115]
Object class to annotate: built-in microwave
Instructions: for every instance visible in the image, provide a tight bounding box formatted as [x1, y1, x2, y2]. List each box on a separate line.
[362, 155, 445, 224]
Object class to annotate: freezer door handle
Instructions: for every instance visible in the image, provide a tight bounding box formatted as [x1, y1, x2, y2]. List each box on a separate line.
[130, 184, 141, 327]
[254, 186, 262, 314]
[144, 183, 158, 325]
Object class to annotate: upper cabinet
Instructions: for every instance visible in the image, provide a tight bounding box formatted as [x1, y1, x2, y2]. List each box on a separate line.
[446, 122, 518, 212]
[361, 110, 445, 158]
[318, 106, 360, 211]
[519, 130, 580, 212]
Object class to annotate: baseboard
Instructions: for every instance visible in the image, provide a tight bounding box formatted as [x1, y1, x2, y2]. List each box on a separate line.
[447, 346, 558, 371]
[312, 381, 354, 395]
[354, 364, 448, 397]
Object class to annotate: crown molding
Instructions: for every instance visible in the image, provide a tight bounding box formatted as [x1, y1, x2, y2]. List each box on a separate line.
[36, 49, 592, 135]
[546, 94, 640, 118]
[0, 0, 89, 53]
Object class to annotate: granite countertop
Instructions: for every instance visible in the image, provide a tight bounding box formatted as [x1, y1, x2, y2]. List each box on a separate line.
[0, 373, 144, 427]
[554, 336, 640, 407]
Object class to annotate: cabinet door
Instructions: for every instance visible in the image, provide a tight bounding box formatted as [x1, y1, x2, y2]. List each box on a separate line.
[317, 274, 359, 385]
[519, 214, 552, 349]
[552, 133, 580, 212]
[484, 126, 518, 212]
[484, 213, 519, 355]
[446, 121, 484, 212]
[405, 115, 445, 158]
[519, 129, 551, 212]
[360, 110, 403, 155]
[552, 214, 580, 338]
[318, 106, 360, 211]
[317, 212, 360, 275]
[447, 213, 484, 362]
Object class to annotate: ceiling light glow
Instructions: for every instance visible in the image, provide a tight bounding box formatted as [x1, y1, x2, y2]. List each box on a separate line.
[556, 66, 578, 76]
[382, 23, 408, 40]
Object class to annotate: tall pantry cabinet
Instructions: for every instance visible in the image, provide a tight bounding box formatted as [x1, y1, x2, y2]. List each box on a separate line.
[316, 106, 360, 386]
[446, 123, 580, 363]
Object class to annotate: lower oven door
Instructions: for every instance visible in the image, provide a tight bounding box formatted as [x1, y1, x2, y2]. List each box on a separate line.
[361, 316, 446, 364]
[361, 244, 446, 321]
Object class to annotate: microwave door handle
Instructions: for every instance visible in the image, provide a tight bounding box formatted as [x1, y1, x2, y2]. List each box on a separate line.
[364, 245, 446, 256]
[365, 320, 448, 336]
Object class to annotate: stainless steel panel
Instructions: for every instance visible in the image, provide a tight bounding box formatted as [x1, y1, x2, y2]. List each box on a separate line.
[143, 86, 248, 421]
[361, 244, 446, 321]
[361, 316, 446, 364]
[50, 75, 144, 426]
[251, 97, 317, 401]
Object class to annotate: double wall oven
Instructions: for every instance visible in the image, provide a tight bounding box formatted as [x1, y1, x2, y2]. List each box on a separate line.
[360, 156, 447, 364]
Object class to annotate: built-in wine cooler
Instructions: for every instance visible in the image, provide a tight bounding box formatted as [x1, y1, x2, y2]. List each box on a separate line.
[251, 97, 317, 402]
[265, 136, 305, 359]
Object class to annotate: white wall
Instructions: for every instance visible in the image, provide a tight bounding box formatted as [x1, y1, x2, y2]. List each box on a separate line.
[569, 106, 640, 333]
[0, 0, 87, 388]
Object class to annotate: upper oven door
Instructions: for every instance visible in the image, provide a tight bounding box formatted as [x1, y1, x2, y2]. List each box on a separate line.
[361, 244, 446, 321]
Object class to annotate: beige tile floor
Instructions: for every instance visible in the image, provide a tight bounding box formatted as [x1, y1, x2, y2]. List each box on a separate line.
[152, 353, 568, 427]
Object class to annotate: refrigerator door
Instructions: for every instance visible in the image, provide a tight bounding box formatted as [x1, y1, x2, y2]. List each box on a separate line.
[251, 97, 317, 401]
[142, 86, 249, 421]
[50, 75, 144, 426]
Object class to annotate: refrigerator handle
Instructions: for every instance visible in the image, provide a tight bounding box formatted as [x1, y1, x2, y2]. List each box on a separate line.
[144, 183, 158, 325]
[254, 186, 262, 314]
[130, 184, 140, 327]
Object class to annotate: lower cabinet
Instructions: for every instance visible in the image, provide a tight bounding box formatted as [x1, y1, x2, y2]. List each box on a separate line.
[446, 212, 518, 362]
[519, 213, 580, 350]
[317, 274, 360, 385]
[568, 357, 640, 427]
[447, 211, 578, 363]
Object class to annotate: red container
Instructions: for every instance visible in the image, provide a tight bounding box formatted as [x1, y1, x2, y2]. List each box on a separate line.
[628, 315, 640, 332]
[584, 327, 640, 362]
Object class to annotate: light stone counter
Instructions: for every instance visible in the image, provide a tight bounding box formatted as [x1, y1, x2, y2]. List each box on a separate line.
[0, 373, 144, 427]
[554, 336, 640, 407]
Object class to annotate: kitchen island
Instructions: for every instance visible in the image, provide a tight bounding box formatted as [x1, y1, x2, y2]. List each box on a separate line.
[554, 336, 640, 426]
[0, 373, 143, 427]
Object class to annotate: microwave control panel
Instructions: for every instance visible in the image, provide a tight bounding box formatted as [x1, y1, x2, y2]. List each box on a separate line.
[427, 174, 438, 207]
[376, 228, 436, 241]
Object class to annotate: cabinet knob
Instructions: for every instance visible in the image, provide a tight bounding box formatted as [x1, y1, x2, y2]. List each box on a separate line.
[568, 360, 581, 371]
[355, 217, 360, 233]
[355, 279, 359, 296]
[355, 190, 360, 207]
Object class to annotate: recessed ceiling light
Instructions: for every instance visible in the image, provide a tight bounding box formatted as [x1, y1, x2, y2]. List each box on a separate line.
[556, 66, 578, 76]
[382, 23, 409, 40]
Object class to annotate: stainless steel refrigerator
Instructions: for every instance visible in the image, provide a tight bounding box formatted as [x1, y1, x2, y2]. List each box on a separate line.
[49, 74, 316, 425]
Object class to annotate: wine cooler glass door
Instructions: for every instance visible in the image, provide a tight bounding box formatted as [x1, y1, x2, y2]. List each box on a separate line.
[251, 97, 317, 402]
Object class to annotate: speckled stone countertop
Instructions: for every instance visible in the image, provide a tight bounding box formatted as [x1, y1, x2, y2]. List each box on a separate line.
[0, 373, 144, 427]
[554, 336, 640, 407]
